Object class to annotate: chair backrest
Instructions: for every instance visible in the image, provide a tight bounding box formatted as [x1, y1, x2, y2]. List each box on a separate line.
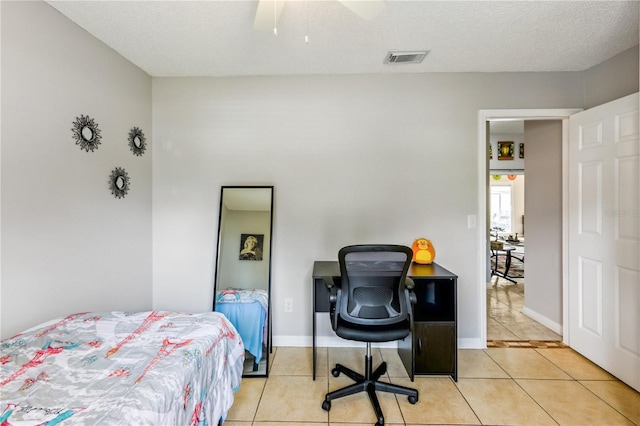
[337, 245, 412, 327]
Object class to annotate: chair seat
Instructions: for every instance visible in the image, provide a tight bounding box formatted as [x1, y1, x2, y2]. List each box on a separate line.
[335, 317, 410, 342]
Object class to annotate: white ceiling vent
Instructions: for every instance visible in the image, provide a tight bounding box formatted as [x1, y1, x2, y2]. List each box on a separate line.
[384, 50, 429, 64]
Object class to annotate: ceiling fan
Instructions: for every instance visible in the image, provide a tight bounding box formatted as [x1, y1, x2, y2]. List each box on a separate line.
[253, 0, 385, 31]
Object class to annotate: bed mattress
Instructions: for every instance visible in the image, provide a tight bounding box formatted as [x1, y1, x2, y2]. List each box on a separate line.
[0, 311, 244, 425]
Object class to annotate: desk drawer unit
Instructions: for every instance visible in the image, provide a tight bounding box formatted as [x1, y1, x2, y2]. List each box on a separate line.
[399, 273, 458, 381]
[414, 322, 456, 375]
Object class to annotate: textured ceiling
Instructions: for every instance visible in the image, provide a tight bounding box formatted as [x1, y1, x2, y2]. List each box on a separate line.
[46, 0, 639, 77]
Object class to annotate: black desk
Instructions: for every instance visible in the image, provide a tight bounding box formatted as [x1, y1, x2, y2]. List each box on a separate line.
[312, 261, 458, 381]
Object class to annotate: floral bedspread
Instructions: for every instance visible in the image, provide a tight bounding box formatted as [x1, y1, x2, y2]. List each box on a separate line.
[0, 311, 244, 425]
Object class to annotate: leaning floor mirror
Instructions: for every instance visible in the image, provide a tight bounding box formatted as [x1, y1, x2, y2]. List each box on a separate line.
[213, 186, 273, 377]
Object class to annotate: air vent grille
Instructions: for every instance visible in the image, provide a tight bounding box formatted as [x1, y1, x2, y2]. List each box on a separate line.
[384, 51, 429, 64]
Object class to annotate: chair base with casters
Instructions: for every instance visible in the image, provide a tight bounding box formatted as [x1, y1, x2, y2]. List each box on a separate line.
[322, 342, 418, 426]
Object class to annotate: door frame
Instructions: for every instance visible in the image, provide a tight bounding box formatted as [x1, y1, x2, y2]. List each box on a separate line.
[477, 109, 582, 346]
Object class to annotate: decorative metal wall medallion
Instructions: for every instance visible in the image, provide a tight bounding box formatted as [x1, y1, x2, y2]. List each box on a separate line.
[72, 115, 102, 152]
[128, 127, 147, 156]
[109, 167, 130, 199]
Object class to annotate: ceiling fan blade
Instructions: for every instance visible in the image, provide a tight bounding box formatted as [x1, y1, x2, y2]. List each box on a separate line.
[254, 0, 287, 31]
[339, 0, 385, 20]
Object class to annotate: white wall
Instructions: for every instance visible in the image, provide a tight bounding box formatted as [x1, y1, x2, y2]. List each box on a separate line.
[0, 1, 152, 338]
[152, 73, 586, 346]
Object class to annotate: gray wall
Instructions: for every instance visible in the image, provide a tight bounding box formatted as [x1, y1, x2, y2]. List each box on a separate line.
[152, 45, 638, 344]
[523, 121, 564, 329]
[583, 46, 639, 109]
[151, 74, 586, 346]
[0, 1, 153, 338]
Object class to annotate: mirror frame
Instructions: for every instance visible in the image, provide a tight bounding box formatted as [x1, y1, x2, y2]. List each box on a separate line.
[212, 185, 274, 377]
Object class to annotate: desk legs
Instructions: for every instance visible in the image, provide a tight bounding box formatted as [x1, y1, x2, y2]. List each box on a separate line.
[313, 313, 317, 380]
[312, 277, 317, 381]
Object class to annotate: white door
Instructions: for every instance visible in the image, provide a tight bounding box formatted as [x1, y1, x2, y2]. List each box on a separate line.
[569, 93, 639, 391]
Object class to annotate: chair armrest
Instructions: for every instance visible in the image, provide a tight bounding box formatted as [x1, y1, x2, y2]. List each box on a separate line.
[404, 277, 415, 291]
[324, 276, 338, 304]
[405, 277, 417, 305]
[323, 276, 336, 289]
[323, 276, 339, 330]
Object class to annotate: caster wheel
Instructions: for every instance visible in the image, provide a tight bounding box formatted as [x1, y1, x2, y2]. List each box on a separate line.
[322, 400, 331, 411]
[375, 421, 384, 426]
[331, 368, 340, 377]
[408, 395, 418, 404]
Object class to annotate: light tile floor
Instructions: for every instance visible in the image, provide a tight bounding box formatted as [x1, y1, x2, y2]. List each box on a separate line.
[487, 277, 562, 341]
[225, 346, 639, 425]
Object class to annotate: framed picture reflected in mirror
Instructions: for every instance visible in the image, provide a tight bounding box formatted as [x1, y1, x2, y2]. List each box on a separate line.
[239, 234, 264, 260]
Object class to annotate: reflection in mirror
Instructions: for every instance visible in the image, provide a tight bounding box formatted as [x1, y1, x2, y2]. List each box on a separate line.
[213, 186, 273, 377]
[115, 176, 125, 190]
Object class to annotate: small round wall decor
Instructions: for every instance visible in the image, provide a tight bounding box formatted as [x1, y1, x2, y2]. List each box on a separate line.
[109, 167, 130, 199]
[72, 114, 102, 152]
[128, 127, 147, 156]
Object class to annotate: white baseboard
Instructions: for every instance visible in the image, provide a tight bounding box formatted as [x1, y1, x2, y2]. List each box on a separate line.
[272, 335, 311, 347]
[272, 335, 398, 348]
[273, 335, 484, 349]
[521, 307, 563, 335]
[458, 337, 486, 349]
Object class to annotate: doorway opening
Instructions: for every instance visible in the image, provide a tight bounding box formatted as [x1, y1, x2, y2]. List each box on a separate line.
[476, 109, 581, 348]
[486, 121, 560, 344]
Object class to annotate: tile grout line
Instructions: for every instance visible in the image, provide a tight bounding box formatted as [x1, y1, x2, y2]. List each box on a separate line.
[481, 348, 511, 378]
[451, 377, 484, 425]
[574, 378, 636, 424]
[380, 349, 404, 425]
[510, 377, 561, 426]
[483, 346, 636, 426]
[250, 346, 272, 424]
[325, 347, 330, 424]
[483, 346, 563, 425]
[261, 346, 637, 426]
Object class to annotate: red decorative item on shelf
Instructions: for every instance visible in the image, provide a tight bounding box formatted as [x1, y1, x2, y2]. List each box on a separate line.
[411, 238, 436, 264]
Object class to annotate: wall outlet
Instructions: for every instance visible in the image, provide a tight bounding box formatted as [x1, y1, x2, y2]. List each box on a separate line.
[284, 298, 293, 313]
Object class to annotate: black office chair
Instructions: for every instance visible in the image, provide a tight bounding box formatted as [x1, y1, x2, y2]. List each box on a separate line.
[321, 245, 418, 426]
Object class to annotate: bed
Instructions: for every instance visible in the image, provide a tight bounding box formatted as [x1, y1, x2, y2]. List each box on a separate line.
[0, 311, 244, 425]
[215, 289, 268, 371]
